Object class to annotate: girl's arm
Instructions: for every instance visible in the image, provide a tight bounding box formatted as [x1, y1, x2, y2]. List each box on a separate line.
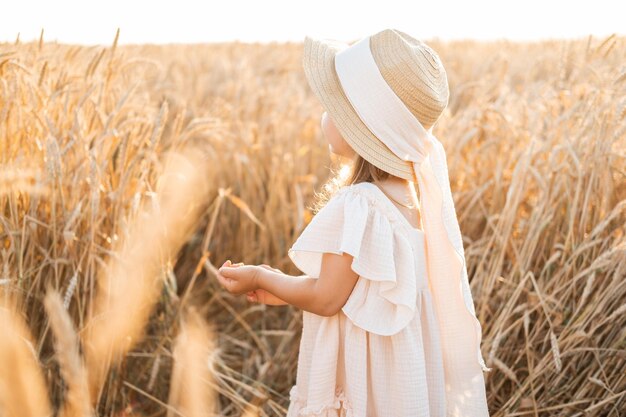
[247, 288, 288, 305]
[217, 253, 360, 316]
[256, 252, 359, 316]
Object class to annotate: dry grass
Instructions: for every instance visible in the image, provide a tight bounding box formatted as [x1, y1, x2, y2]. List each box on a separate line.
[0, 299, 53, 417]
[167, 306, 219, 417]
[43, 288, 91, 417]
[0, 30, 624, 416]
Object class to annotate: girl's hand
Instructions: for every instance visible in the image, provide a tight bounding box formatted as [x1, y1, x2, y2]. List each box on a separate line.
[216, 260, 261, 296]
[218, 261, 289, 306]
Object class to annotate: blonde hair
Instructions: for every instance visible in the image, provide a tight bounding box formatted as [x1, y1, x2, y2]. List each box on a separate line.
[310, 153, 398, 214]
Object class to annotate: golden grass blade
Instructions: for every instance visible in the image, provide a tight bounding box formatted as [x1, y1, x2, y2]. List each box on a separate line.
[42, 288, 93, 417]
[224, 191, 267, 231]
[0, 302, 52, 417]
[167, 306, 218, 417]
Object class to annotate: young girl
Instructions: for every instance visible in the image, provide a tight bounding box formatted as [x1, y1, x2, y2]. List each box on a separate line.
[216, 29, 491, 417]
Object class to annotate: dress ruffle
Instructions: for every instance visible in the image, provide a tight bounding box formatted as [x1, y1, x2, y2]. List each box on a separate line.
[288, 186, 425, 336]
[288, 385, 354, 417]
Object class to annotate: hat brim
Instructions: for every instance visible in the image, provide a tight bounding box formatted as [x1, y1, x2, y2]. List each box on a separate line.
[302, 36, 415, 181]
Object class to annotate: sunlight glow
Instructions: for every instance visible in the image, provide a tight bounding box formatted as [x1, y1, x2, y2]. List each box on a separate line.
[2, 0, 623, 45]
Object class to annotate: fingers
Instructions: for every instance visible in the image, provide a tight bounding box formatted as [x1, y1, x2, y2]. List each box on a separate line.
[219, 261, 243, 278]
[217, 261, 259, 297]
[222, 260, 244, 268]
[218, 266, 234, 279]
[217, 261, 239, 284]
[228, 262, 278, 274]
[217, 264, 254, 296]
[215, 269, 234, 292]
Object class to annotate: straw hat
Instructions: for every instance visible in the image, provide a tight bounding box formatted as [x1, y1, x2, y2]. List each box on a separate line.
[302, 29, 450, 182]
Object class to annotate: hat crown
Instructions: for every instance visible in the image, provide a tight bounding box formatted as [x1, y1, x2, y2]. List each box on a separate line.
[368, 29, 449, 130]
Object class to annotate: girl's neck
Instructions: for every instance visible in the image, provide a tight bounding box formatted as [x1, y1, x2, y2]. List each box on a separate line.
[373, 177, 415, 192]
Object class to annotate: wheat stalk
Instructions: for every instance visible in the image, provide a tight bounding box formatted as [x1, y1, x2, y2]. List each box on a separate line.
[42, 288, 93, 417]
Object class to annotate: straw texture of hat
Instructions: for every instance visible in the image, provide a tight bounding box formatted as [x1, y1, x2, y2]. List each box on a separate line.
[302, 28, 450, 182]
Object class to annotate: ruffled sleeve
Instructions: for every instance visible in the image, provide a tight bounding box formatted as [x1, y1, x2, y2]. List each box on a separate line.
[287, 185, 420, 336]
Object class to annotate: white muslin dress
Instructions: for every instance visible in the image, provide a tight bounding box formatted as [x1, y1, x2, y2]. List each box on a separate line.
[285, 181, 448, 417]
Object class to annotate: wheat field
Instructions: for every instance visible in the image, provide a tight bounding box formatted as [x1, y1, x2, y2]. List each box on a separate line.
[0, 29, 625, 416]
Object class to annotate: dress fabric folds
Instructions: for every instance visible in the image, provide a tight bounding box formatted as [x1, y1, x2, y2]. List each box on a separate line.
[285, 181, 490, 417]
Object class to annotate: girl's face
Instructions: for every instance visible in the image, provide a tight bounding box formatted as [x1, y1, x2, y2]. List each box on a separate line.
[321, 111, 355, 158]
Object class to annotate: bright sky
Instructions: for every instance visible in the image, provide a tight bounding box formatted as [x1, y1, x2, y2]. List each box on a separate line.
[1, 0, 623, 45]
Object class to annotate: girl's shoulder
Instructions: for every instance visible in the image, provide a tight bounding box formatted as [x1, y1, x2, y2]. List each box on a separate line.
[330, 181, 422, 238]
